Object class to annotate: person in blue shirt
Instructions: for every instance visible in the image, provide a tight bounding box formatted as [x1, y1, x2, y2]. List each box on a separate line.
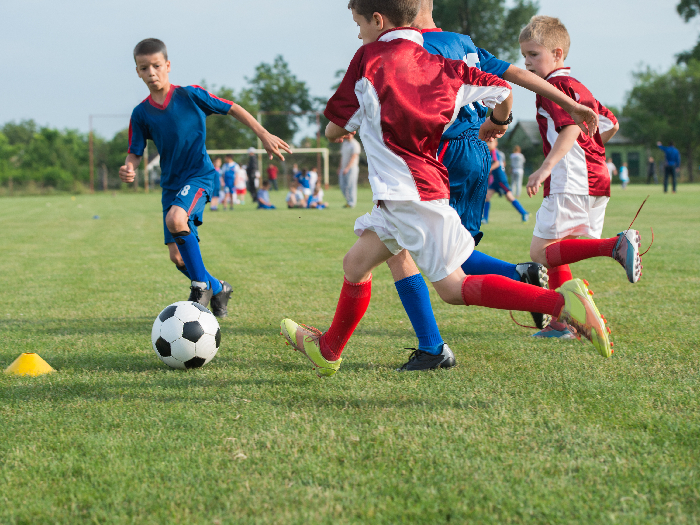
[119, 38, 291, 317]
[390, 2, 601, 371]
[657, 141, 681, 193]
[221, 154, 238, 210]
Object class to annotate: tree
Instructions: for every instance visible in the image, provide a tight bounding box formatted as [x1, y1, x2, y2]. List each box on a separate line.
[433, 0, 539, 63]
[623, 61, 700, 182]
[205, 86, 258, 151]
[677, 0, 700, 63]
[242, 56, 316, 142]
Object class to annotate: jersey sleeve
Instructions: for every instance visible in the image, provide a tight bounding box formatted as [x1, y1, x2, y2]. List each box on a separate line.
[447, 58, 512, 109]
[186, 86, 233, 116]
[325, 47, 365, 132]
[476, 47, 511, 77]
[128, 109, 149, 156]
[597, 103, 618, 134]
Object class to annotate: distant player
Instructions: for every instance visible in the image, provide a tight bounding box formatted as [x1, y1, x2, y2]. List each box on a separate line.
[482, 137, 529, 223]
[280, 0, 613, 379]
[120, 38, 291, 316]
[381, 0, 601, 371]
[520, 16, 643, 338]
[210, 157, 222, 211]
[222, 154, 238, 210]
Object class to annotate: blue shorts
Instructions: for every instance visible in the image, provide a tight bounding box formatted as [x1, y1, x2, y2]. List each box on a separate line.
[162, 183, 210, 245]
[489, 167, 511, 196]
[224, 176, 234, 193]
[212, 175, 221, 197]
[438, 129, 491, 238]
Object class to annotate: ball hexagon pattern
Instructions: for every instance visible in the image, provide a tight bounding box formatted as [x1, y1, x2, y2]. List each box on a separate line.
[151, 301, 221, 370]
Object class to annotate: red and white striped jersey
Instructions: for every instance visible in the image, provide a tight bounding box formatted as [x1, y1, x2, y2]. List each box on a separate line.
[536, 68, 617, 198]
[325, 28, 511, 202]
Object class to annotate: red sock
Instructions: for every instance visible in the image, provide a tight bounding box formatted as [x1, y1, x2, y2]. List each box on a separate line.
[461, 275, 565, 317]
[319, 277, 372, 361]
[548, 265, 573, 290]
[546, 238, 619, 267]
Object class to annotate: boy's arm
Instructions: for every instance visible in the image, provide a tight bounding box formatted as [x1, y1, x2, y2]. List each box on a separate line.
[600, 121, 619, 145]
[227, 104, 292, 161]
[326, 122, 356, 143]
[526, 125, 580, 197]
[479, 92, 514, 141]
[119, 153, 142, 183]
[502, 65, 598, 137]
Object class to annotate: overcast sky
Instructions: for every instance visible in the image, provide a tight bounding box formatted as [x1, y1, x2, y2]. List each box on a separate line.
[1, 0, 697, 140]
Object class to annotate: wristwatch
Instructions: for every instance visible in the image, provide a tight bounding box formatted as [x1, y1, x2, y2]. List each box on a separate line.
[490, 111, 513, 126]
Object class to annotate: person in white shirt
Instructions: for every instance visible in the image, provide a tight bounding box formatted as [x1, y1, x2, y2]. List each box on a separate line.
[339, 135, 361, 208]
[509, 145, 526, 198]
[606, 157, 618, 180]
[308, 168, 319, 191]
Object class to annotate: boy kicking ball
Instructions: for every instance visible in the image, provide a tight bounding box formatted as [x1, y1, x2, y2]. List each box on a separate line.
[281, 0, 612, 378]
[519, 17, 643, 339]
[120, 38, 290, 317]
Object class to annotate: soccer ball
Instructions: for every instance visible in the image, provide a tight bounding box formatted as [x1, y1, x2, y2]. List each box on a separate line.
[151, 301, 221, 369]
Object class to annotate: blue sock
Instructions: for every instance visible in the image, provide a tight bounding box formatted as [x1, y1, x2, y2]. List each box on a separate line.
[395, 274, 444, 355]
[483, 201, 491, 222]
[461, 251, 520, 281]
[173, 231, 209, 286]
[512, 200, 527, 216]
[207, 271, 223, 295]
[176, 264, 191, 280]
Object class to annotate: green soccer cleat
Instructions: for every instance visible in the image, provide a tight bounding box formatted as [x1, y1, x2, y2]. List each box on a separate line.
[556, 279, 613, 358]
[280, 319, 342, 377]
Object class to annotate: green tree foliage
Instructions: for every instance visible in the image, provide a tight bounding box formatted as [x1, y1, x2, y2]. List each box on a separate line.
[433, 0, 539, 62]
[205, 86, 258, 151]
[677, 0, 700, 63]
[243, 55, 315, 142]
[623, 61, 700, 181]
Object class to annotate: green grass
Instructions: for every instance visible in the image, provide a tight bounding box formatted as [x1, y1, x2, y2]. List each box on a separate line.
[1, 185, 699, 524]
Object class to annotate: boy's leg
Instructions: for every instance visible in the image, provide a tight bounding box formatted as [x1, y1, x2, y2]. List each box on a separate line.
[281, 231, 393, 376]
[431, 268, 612, 357]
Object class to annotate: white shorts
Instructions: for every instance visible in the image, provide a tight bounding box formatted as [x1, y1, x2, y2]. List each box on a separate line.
[354, 199, 474, 282]
[533, 194, 609, 240]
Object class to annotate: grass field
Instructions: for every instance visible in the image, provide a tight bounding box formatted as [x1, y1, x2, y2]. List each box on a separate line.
[1, 184, 699, 524]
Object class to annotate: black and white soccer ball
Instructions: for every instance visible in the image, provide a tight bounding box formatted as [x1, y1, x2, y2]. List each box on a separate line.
[151, 301, 221, 369]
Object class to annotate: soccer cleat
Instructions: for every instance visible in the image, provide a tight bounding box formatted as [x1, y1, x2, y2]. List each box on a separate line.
[612, 229, 642, 283]
[522, 212, 530, 222]
[555, 279, 612, 358]
[397, 344, 456, 372]
[532, 325, 578, 339]
[515, 262, 551, 330]
[210, 281, 233, 318]
[188, 282, 213, 308]
[280, 319, 341, 377]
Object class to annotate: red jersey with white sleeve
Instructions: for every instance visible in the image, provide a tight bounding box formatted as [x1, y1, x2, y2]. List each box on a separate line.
[325, 28, 511, 202]
[536, 68, 617, 198]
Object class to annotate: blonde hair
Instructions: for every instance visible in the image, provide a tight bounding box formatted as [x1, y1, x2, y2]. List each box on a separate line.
[519, 16, 570, 59]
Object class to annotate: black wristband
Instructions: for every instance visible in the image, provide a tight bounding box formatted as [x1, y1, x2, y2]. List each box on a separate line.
[490, 111, 513, 126]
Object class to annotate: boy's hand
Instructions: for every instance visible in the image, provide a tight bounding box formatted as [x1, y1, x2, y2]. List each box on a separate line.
[119, 162, 136, 183]
[260, 133, 293, 161]
[526, 168, 550, 197]
[479, 120, 508, 141]
[330, 131, 356, 144]
[571, 103, 598, 137]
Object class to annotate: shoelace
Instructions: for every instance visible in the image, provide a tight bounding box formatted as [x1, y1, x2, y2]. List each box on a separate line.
[622, 195, 655, 257]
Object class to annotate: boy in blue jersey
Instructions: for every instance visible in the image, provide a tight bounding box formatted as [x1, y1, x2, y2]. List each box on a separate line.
[222, 154, 238, 210]
[390, 1, 600, 371]
[120, 38, 291, 316]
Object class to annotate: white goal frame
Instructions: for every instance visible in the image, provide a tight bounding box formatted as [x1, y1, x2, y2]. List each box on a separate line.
[207, 148, 330, 187]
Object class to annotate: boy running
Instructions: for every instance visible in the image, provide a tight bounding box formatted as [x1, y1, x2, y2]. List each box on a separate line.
[482, 137, 529, 223]
[281, 0, 612, 378]
[120, 38, 290, 316]
[519, 17, 643, 338]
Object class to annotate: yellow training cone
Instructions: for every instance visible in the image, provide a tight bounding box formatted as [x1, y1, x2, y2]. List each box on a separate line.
[4, 353, 55, 377]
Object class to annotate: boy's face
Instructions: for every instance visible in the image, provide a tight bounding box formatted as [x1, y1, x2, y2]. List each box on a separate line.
[135, 53, 171, 92]
[520, 40, 561, 79]
[352, 9, 389, 45]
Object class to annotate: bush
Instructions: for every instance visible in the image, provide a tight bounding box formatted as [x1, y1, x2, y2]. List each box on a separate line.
[41, 166, 74, 191]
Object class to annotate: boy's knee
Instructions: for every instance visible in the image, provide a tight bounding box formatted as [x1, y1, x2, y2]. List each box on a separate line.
[530, 245, 548, 267]
[165, 207, 189, 233]
[342, 253, 370, 283]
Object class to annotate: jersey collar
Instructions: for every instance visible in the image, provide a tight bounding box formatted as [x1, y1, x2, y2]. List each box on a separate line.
[546, 68, 571, 80]
[378, 27, 424, 46]
[148, 84, 177, 110]
[420, 28, 442, 34]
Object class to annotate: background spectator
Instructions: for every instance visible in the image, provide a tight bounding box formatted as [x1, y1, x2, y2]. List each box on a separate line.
[339, 135, 361, 208]
[657, 141, 680, 193]
[509, 145, 526, 198]
[267, 163, 279, 191]
[257, 180, 275, 209]
[246, 147, 259, 202]
[647, 156, 658, 184]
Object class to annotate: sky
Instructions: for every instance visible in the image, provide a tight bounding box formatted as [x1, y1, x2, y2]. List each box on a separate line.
[1, 0, 698, 140]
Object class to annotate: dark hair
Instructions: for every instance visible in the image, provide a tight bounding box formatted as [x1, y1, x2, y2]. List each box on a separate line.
[669, 141, 675, 146]
[133, 38, 168, 62]
[348, 0, 421, 27]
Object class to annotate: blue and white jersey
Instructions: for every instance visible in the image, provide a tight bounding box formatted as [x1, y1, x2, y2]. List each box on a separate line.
[422, 29, 510, 140]
[129, 85, 233, 192]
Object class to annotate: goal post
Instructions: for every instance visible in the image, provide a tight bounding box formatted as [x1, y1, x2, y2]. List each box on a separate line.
[206, 148, 331, 187]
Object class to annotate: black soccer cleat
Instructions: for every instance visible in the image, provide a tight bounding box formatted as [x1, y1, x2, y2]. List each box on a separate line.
[515, 262, 550, 329]
[210, 280, 233, 318]
[397, 344, 456, 372]
[188, 282, 213, 308]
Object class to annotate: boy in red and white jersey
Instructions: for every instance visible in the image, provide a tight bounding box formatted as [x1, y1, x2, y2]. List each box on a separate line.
[521, 16, 644, 338]
[280, 0, 614, 377]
